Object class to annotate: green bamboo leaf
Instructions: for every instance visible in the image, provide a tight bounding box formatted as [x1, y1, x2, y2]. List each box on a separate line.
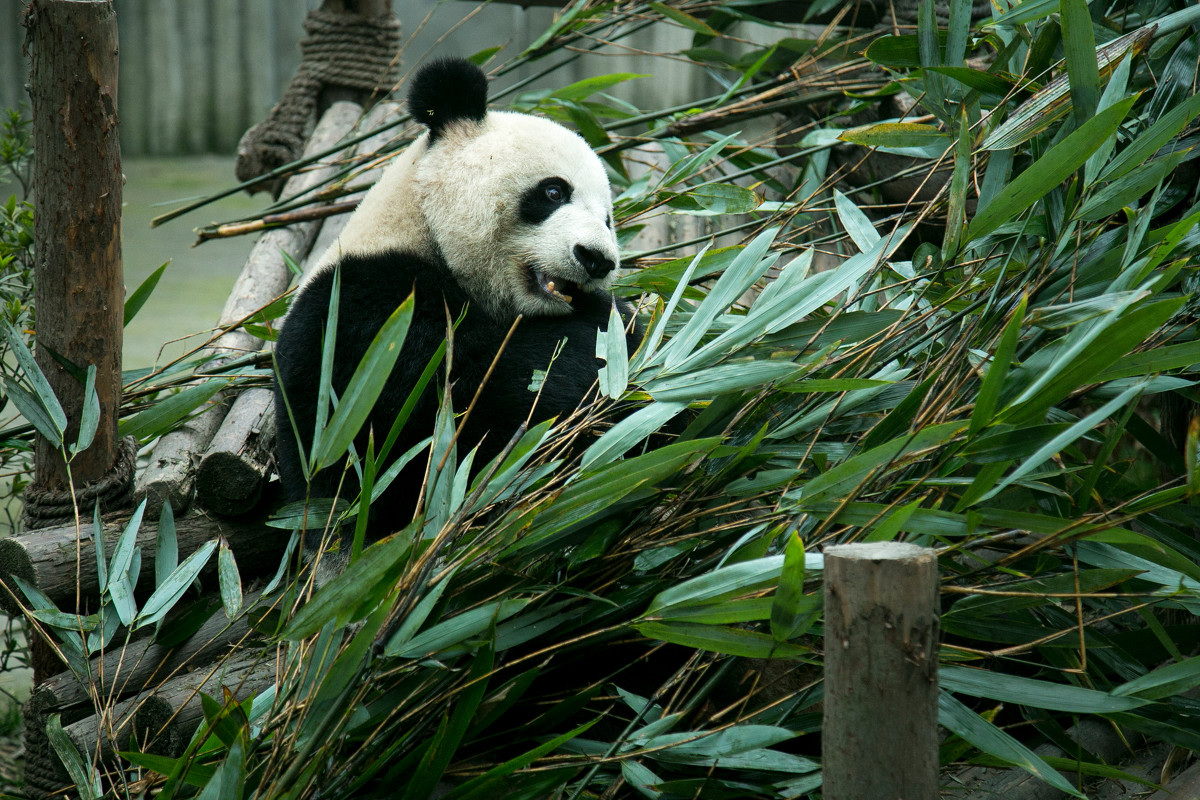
[281, 525, 415, 639]
[652, 596, 773, 625]
[770, 531, 819, 641]
[400, 642, 494, 800]
[441, 719, 599, 800]
[119, 379, 224, 442]
[1084, 52, 1133, 185]
[863, 32, 946, 68]
[580, 401, 687, 471]
[636, 621, 809, 658]
[92, 505, 107, 593]
[2, 377, 63, 448]
[793, 421, 965, 505]
[648, 2, 719, 35]
[217, 540, 242, 619]
[196, 735, 245, 800]
[941, 666, 1147, 712]
[27, 609, 99, 631]
[155, 501, 178, 588]
[118, 751, 215, 788]
[46, 714, 103, 800]
[1061, 0, 1100, 125]
[3, 321, 67, 436]
[621, 760, 663, 799]
[925, 67, 1015, 96]
[659, 132, 742, 189]
[648, 553, 820, 615]
[863, 499, 922, 543]
[1078, 151, 1187, 221]
[133, 540, 217, 629]
[311, 295, 414, 471]
[523, 0, 587, 55]
[1101, 92, 1200, 183]
[834, 189, 880, 252]
[107, 499, 147, 626]
[640, 726, 797, 758]
[967, 96, 1136, 242]
[551, 72, 648, 101]
[596, 302, 629, 400]
[646, 360, 801, 403]
[124, 261, 169, 326]
[390, 599, 529, 659]
[838, 122, 950, 150]
[385, 567, 458, 653]
[1113, 655, 1200, 700]
[984, 0, 1057, 26]
[72, 365, 99, 455]
[939, 692, 1086, 798]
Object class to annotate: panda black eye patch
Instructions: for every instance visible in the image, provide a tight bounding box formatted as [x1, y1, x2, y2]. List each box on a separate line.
[519, 177, 572, 224]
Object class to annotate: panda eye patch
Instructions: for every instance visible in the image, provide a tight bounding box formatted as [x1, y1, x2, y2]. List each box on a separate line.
[520, 177, 573, 224]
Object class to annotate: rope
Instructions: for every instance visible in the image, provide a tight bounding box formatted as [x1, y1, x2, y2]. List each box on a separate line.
[21, 436, 138, 529]
[235, 7, 401, 188]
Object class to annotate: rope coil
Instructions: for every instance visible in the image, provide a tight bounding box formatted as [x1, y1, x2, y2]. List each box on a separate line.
[235, 7, 402, 188]
[22, 436, 139, 529]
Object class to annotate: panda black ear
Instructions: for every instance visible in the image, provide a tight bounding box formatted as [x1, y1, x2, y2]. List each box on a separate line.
[408, 58, 488, 140]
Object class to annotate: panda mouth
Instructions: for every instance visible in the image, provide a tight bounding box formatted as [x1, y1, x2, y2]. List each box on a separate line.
[531, 268, 580, 305]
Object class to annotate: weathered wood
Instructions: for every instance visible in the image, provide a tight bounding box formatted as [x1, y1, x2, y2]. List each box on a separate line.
[37, 593, 261, 713]
[0, 510, 284, 616]
[822, 541, 939, 800]
[133, 395, 229, 515]
[192, 100, 404, 518]
[26, 0, 123, 491]
[66, 650, 275, 763]
[196, 388, 276, 516]
[133, 101, 363, 516]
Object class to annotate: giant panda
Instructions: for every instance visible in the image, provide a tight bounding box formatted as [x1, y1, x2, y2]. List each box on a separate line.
[273, 58, 641, 554]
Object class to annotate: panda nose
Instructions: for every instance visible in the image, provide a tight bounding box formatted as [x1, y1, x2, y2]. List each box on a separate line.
[574, 244, 615, 279]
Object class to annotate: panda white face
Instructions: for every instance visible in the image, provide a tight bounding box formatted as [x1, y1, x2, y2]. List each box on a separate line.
[415, 112, 619, 319]
[310, 59, 620, 321]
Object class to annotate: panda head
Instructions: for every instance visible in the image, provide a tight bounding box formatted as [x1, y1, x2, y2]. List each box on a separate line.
[337, 58, 620, 320]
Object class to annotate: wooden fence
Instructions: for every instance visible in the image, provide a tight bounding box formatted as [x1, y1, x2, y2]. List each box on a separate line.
[0, 0, 702, 156]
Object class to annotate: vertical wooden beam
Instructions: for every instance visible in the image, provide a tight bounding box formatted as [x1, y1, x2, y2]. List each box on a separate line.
[823, 542, 940, 800]
[25, 0, 123, 492]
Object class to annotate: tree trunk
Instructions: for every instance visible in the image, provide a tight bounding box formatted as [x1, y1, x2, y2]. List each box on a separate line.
[25, 0, 123, 491]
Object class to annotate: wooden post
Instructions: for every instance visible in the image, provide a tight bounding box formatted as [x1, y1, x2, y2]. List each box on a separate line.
[823, 542, 939, 800]
[25, 0, 123, 492]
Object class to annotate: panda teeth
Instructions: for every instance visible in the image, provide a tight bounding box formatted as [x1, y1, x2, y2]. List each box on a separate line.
[544, 279, 573, 304]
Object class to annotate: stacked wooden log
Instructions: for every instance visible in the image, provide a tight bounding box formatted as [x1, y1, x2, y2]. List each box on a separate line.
[16, 98, 406, 797]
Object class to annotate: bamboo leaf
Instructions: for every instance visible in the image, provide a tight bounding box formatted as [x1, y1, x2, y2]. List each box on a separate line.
[1113, 655, 1200, 700]
[647, 2, 720, 36]
[941, 666, 1147, 712]
[3, 321, 67, 437]
[217, 540, 242, 619]
[1061, 0, 1100, 125]
[46, 714, 102, 800]
[636, 621, 809, 658]
[967, 96, 1136, 242]
[596, 302, 629, 400]
[119, 379, 224, 442]
[311, 295, 414, 471]
[834, 189, 880, 252]
[1100, 92, 1200, 182]
[134, 540, 217, 630]
[72, 365, 99, 455]
[124, 261, 169, 326]
[939, 692, 1086, 798]
[838, 122, 950, 150]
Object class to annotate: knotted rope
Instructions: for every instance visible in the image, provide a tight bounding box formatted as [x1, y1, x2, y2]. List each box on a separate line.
[235, 7, 401, 189]
[22, 436, 138, 529]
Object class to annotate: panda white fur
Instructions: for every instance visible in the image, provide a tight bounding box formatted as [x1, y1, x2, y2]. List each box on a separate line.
[274, 58, 641, 545]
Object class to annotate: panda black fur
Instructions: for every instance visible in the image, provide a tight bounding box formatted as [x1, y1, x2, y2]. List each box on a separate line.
[273, 58, 641, 550]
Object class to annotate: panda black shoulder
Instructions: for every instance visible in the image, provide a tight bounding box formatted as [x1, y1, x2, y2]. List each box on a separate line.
[408, 58, 488, 141]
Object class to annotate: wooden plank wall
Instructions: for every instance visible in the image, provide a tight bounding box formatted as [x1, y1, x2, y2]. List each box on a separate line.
[1, 1, 703, 157]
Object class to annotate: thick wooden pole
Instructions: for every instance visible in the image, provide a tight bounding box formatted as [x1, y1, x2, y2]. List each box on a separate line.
[26, 0, 123, 490]
[823, 542, 939, 800]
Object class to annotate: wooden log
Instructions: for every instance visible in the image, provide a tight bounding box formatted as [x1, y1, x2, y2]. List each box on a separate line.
[822, 541, 939, 800]
[0, 510, 284, 617]
[133, 101, 363, 517]
[65, 650, 275, 764]
[193, 100, 403, 518]
[21, 595, 263, 797]
[196, 388, 276, 516]
[36, 592, 262, 713]
[26, 0, 123, 492]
